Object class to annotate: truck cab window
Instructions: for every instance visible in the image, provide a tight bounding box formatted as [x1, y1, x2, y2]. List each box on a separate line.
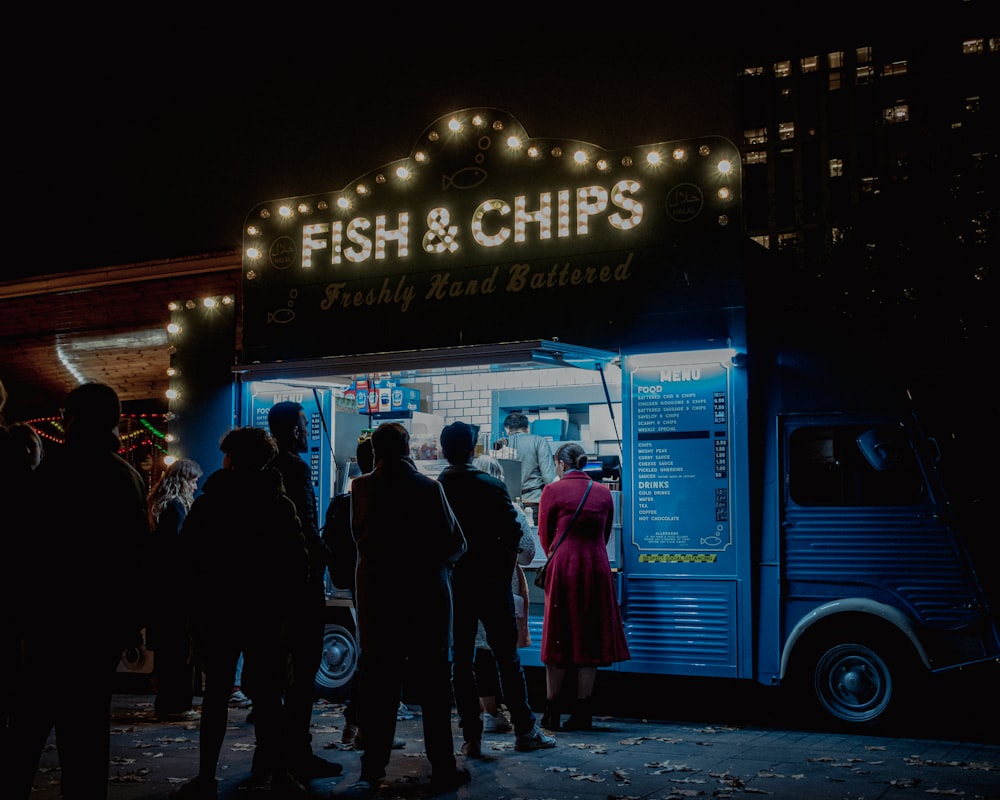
[789, 425, 923, 506]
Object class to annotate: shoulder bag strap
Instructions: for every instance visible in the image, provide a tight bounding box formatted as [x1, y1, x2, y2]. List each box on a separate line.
[546, 480, 593, 558]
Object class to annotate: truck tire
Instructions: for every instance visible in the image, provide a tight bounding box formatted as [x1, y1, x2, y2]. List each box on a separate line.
[811, 640, 896, 724]
[314, 621, 358, 702]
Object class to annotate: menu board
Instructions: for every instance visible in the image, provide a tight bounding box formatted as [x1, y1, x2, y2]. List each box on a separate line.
[630, 358, 732, 555]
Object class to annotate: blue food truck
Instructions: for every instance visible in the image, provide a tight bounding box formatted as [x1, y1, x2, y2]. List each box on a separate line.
[170, 108, 998, 725]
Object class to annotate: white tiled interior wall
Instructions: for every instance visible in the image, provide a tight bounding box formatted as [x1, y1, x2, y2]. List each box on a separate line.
[425, 364, 621, 443]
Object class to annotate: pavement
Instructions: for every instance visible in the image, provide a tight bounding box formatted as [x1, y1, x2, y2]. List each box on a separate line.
[27, 689, 1000, 800]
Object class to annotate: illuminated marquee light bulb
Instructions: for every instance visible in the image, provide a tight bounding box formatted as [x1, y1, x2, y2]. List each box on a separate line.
[646, 151, 663, 166]
[278, 205, 293, 218]
[506, 135, 521, 149]
[336, 196, 351, 210]
[166, 323, 182, 335]
[221, 295, 234, 305]
[246, 246, 261, 260]
[527, 146, 541, 159]
[573, 150, 588, 165]
[472, 114, 486, 128]
[167, 301, 181, 311]
[166, 367, 177, 377]
[247, 225, 261, 236]
[596, 159, 610, 172]
[164, 433, 176, 443]
[717, 159, 733, 175]
[184, 300, 196, 309]
[448, 118, 462, 133]
[672, 148, 686, 161]
[414, 151, 428, 163]
[163, 454, 177, 466]
[165, 388, 180, 400]
[395, 166, 411, 180]
[203, 297, 218, 308]
[297, 203, 311, 214]
[718, 187, 732, 200]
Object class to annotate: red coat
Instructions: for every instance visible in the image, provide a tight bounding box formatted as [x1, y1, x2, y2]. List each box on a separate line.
[537, 471, 630, 666]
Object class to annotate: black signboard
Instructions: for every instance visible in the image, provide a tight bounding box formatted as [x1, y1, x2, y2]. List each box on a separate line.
[241, 108, 744, 364]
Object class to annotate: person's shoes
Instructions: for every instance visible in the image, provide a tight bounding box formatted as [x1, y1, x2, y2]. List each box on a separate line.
[460, 739, 482, 758]
[481, 711, 512, 734]
[353, 732, 406, 750]
[396, 701, 417, 720]
[428, 767, 471, 794]
[157, 709, 201, 723]
[348, 778, 381, 798]
[291, 752, 344, 779]
[515, 724, 557, 752]
[228, 688, 252, 708]
[170, 775, 218, 799]
[341, 723, 359, 746]
[270, 770, 310, 797]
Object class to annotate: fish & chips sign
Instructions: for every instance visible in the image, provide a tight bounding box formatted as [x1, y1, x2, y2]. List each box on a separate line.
[242, 108, 742, 361]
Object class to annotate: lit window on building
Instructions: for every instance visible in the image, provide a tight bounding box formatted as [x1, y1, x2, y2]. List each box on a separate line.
[831, 227, 844, 244]
[829, 158, 843, 177]
[856, 65, 874, 85]
[962, 38, 984, 54]
[856, 46, 872, 64]
[861, 176, 879, 195]
[781, 87, 792, 96]
[990, 38, 999, 52]
[744, 127, 768, 145]
[779, 121, 795, 140]
[801, 55, 819, 73]
[883, 103, 909, 123]
[828, 51, 843, 68]
[774, 60, 791, 78]
[751, 235, 770, 249]
[778, 232, 797, 249]
[882, 60, 908, 77]
[966, 95, 981, 113]
[742, 65, 765, 77]
[745, 151, 767, 165]
[829, 71, 842, 90]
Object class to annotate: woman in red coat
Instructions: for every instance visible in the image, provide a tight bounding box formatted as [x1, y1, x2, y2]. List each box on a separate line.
[537, 442, 630, 732]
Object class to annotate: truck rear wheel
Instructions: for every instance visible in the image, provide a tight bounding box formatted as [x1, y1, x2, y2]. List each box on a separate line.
[314, 621, 358, 702]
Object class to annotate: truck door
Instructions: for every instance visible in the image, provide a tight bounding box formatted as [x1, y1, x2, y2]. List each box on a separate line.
[779, 414, 999, 724]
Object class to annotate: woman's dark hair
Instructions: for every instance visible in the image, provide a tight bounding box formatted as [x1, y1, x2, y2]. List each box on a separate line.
[555, 442, 588, 471]
[220, 427, 278, 471]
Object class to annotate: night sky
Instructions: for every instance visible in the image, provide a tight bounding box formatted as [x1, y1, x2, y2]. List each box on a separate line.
[14, 43, 735, 280]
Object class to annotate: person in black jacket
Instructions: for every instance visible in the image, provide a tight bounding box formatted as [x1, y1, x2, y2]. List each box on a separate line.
[438, 421, 556, 759]
[10, 382, 150, 800]
[350, 422, 468, 797]
[265, 401, 343, 782]
[171, 427, 311, 799]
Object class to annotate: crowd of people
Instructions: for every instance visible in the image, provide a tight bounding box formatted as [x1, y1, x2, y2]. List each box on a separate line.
[1, 378, 630, 799]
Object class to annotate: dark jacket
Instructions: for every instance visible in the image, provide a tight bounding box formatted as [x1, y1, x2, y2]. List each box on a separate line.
[351, 457, 466, 655]
[272, 447, 329, 594]
[437, 463, 522, 596]
[18, 431, 150, 646]
[180, 466, 308, 631]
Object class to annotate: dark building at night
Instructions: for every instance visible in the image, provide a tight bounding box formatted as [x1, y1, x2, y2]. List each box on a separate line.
[733, 28, 997, 351]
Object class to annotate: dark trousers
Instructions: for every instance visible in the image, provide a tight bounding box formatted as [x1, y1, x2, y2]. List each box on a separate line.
[282, 593, 325, 763]
[10, 635, 122, 799]
[357, 649, 456, 782]
[149, 620, 195, 716]
[452, 589, 536, 740]
[196, 623, 287, 779]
